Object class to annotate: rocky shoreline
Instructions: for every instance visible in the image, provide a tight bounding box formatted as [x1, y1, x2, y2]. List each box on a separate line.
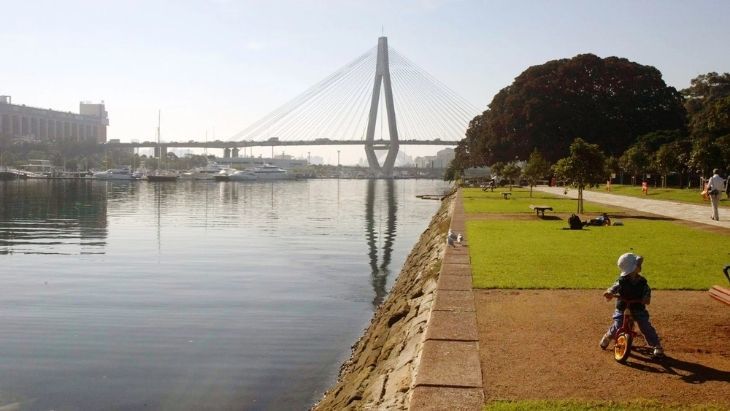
[311, 192, 454, 410]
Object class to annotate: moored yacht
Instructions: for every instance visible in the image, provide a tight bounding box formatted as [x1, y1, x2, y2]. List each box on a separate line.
[0, 166, 27, 180]
[93, 168, 134, 180]
[228, 170, 257, 181]
[187, 162, 226, 180]
[250, 164, 290, 180]
[146, 170, 179, 182]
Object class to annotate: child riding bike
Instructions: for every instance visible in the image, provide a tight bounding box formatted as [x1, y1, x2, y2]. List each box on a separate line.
[599, 252, 664, 357]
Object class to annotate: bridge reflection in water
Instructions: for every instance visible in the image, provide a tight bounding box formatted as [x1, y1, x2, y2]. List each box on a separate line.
[365, 179, 397, 307]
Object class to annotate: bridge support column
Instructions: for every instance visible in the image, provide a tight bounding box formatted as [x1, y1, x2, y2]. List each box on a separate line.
[365, 36, 399, 178]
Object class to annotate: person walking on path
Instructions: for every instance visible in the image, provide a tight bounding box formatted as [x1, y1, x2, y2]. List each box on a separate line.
[707, 168, 725, 221]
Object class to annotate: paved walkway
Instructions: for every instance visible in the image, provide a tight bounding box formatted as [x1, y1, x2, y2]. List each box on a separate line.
[535, 186, 730, 229]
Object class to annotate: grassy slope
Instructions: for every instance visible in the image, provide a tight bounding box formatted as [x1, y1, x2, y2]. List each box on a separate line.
[463, 187, 619, 214]
[468, 218, 727, 289]
[587, 184, 729, 207]
[484, 400, 726, 411]
[462, 188, 728, 290]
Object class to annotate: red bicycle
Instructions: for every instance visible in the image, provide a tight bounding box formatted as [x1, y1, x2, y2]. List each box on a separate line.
[610, 296, 644, 363]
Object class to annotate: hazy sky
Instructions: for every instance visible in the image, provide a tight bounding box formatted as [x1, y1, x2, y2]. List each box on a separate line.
[2, 0, 729, 164]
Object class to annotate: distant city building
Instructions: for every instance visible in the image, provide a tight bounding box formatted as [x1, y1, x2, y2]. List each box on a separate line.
[0, 95, 108, 144]
[414, 148, 454, 168]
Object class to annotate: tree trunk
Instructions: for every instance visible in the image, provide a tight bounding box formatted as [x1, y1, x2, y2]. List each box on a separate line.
[530, 184, 533, 197]
[577, 185, 584, 214]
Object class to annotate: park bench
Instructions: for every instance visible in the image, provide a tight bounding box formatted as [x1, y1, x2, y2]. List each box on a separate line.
[529, 205, 553, 217]
[501, 192, 512, 199]
[709, 285, 730, 306]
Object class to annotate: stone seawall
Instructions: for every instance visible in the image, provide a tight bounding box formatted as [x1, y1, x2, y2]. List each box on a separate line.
[312, 193, 454, 410]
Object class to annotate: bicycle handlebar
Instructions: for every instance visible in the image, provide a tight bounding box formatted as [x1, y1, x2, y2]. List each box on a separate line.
[607, 294, 644, 304]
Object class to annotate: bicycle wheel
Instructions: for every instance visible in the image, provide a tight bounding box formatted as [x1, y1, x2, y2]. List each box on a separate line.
[614, 333, 632, 363]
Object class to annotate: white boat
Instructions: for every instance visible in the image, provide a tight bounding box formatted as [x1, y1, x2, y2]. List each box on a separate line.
[0, 166, 27, 180]
[93, 168, 134, 180]
[228, 170, 257, 181]
[250, 164, 290, 180]
[19, 159, 55, 178]
[188, 162, 226, 180]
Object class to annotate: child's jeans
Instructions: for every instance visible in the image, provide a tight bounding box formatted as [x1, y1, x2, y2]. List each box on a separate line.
[607, 309, 661, 347]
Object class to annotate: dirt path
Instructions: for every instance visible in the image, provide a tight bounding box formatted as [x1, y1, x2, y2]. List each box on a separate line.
[475, 289, 730, 407]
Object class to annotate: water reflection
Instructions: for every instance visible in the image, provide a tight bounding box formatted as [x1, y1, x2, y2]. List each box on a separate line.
[365, 179, 398, 307]
[0, 180, 109, 254]
[0, 178, 449, 410]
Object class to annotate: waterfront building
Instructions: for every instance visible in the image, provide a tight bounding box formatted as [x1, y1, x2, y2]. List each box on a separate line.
[0, 95, 108, 144]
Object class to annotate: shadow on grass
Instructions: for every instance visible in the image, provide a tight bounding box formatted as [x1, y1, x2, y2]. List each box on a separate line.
[540, 216, 562, 221]
[619, 214, 677, 221]
[625, 347, 730, 383]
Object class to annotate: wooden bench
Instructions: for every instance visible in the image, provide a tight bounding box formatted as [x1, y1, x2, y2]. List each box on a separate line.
[709, 285, 730, 306]
[529, 205, 553, 217]
[501, 192, 512, 199]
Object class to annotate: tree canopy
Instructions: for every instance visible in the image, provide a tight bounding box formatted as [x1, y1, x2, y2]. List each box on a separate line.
[459, 54, 686, 166]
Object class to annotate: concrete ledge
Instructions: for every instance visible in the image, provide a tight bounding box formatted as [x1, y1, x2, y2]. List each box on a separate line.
[437, 274, 472, 291]
[425, 310, 478, 341]
[408, 189, 483, 411]
[409, 386, 484, 411]
[444, 253, 470, 265]
[433, 290, 475, 312]
[414, 340, 482, 387]
[447, 247, 469, 256]
[441, 264, 472, 276]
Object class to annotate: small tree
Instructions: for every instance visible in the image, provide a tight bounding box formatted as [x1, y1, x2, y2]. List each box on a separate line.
[490, 161, 505, 184]
[653, 142, 682, 187]
[522, 149, 551, 197]
[552, 138, 608, 214]
[502, 162, 522, 191]
[619, 144, 650, 184]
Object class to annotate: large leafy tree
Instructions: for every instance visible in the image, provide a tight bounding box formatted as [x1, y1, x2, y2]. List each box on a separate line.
[682, 72, 730, 175]
[462, 54, 686, 165]
[552, 138, 607, 213]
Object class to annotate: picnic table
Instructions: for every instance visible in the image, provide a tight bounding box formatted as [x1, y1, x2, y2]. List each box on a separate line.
[501, 192, 512, 199]
[529, 205, 553, 217]
[709, 285, 730, 306]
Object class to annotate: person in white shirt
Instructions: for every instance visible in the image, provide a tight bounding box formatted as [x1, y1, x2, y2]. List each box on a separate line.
[707, 168, 725, 221]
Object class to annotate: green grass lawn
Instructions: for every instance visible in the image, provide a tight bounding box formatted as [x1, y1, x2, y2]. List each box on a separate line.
[463, 187, 620, 214]
[587, 184, 730, 207]
[467, 218, 728, 290]
[484, 400, 726, 411]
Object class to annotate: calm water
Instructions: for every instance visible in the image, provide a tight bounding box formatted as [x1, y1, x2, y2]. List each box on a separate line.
[0, 178, 449, 411]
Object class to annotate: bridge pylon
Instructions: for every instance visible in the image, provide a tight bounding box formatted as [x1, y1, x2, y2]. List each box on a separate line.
[365, 37, 399, 177]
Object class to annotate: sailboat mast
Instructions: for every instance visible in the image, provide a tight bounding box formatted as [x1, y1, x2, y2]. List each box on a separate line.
[157, 110, 162, 170]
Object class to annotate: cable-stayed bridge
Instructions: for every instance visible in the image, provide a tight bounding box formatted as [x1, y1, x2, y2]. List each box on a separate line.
[109, 37, 479, 176]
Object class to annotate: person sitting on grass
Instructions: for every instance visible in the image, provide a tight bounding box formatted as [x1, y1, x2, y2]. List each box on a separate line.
[599, 252, 664, 357]
[588, 213, 611, 226]
[568, 214, 584, 230]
